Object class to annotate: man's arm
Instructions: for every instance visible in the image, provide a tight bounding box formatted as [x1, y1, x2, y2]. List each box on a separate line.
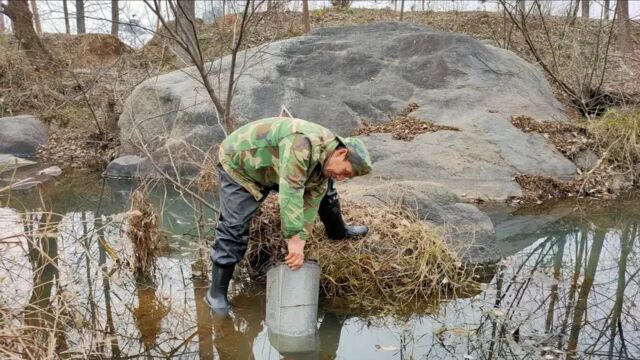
[278, 134, 312, 239]
[278, 134, 313, 270]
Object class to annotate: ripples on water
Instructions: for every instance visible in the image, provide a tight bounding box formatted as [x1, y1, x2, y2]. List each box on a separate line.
[1, 174, 639, 359]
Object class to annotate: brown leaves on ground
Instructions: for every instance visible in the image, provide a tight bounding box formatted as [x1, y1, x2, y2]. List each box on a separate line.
[37, 128, 118, 170]
[194, 145, 220, 194]
[510, 115, 591, 160]
[353, 103, 459, 141]
[512, 174, 622, 205]
[512, 174, 581, 204]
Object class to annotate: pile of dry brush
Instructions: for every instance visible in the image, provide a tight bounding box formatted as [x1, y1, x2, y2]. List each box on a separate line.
[239, 196, 479, 313]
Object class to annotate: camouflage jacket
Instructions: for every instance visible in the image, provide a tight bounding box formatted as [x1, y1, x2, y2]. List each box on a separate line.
[218, 117, 340, 241]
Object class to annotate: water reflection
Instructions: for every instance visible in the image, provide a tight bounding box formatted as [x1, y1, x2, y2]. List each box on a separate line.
[1, 174, 640, 359]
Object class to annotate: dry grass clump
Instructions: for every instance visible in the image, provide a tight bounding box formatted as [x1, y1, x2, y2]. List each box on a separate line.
[589, 108, 640, 166]
[127, 186, 166, 276]
[241, 196, 478, 313]
[353, 103, 459, 141]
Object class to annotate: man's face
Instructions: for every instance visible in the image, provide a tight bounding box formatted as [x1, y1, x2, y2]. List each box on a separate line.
[323, 148, 355, 181]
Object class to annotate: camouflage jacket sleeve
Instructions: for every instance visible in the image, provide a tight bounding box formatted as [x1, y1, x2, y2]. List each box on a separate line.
[302, 180, 328, 240]
[278, 134, 325, 241]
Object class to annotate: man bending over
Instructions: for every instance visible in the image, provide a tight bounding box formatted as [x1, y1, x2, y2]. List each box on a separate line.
[206, 117, 372, 314]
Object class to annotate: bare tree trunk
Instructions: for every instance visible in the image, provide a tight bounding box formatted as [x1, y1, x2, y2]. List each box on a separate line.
[111, 0, 119, 36]
[302, 0, 310, 33]
[616, 0, 632, 54]
[62, 0, 70, 34]
[517, 0, 525, 13]
[603, 0, 610, 20]
[0, 0, 52, 64]
[76, 0, 86, 34]
[570, 0, 580, 26]
[155, 0, 161, 30]
[607, 223, 635, 357]
[556, 229, 587, 349]
[175, 0, 196, 68]
[399, 0, 405, 21]
[545, 236, 566, 334]
[567, 229, 605, 357]
[29, 0, 41, 34]
[422, 0, 425, 12]
[581, 0, 589, 18]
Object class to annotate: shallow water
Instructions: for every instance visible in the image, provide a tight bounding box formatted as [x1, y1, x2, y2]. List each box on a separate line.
[1, 172, 639, 359]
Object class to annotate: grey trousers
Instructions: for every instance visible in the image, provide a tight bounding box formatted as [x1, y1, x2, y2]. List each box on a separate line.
[211, 165, 268, 267]
[211, 165, 342, 267]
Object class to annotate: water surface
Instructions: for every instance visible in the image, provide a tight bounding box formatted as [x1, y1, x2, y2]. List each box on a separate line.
[1, 172, 639, 359]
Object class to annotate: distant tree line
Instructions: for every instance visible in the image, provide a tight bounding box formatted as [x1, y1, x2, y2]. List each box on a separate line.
[0, 1, 634, 66]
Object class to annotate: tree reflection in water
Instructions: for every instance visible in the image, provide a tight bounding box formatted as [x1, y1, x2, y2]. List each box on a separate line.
[1, 178, 640, 359]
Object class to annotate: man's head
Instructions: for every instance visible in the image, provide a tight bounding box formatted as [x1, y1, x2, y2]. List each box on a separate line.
[323, 137, 372, 181]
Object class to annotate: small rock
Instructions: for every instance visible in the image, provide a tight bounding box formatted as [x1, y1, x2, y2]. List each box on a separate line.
[573, 149, 599, 171]
[37, 166, 63, 177]
[104, 155, 150, 178]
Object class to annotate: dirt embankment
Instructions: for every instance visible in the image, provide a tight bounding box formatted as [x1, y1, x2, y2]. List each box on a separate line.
[1, 33, 152, 169]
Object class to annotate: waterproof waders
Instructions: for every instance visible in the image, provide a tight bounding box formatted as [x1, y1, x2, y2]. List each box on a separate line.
[205, 167, 367, 314]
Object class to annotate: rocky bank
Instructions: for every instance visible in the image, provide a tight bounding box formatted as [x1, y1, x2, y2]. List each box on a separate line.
[106, 22, 582, 263]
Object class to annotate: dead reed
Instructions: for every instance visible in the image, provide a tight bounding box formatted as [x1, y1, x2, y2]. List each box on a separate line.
[127, 185, 166, 276]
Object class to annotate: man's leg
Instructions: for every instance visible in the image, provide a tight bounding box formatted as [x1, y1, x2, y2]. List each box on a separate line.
[206, 165, 263, 313]
[318, 178, 368, 240]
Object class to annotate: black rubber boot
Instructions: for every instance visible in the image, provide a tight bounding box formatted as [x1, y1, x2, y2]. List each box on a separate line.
[204, 263, 235, 315]
[319, 179, 368, 240]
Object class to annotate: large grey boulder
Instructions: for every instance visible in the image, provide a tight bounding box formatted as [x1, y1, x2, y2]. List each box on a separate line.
[0, 115, 47, 157]
[111, 22, 575, 201]
[110, 22, 585, 262]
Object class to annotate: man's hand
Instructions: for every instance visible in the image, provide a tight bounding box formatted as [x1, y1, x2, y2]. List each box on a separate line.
[285, 235, 305, 270]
